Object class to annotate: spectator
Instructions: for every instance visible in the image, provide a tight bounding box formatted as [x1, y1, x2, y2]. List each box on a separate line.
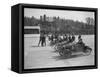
[72, 35, 75, 42]
[42, 33, 46, 46]
[38, 32, 44, 46]
[78, 35, 81, 40]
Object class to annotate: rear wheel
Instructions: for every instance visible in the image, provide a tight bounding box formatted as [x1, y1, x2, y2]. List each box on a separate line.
[65, 50, 72, 57]
[59, 49, 72, 57]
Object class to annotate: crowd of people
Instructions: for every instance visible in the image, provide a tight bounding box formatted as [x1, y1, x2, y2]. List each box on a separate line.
[48, 33, 76, 43]
[38, 31, 83, 47]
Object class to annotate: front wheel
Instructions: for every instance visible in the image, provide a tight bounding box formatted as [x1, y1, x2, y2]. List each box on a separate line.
[83, 48, 92, 56]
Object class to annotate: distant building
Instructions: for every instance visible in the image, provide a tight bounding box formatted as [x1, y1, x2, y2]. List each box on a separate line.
[43, 14, 46, 21]
[40, 14, 60, 22]
[40, 16, 42, 21]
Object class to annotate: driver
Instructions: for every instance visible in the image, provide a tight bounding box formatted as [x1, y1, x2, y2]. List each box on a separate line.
[77, 35, 85, 46]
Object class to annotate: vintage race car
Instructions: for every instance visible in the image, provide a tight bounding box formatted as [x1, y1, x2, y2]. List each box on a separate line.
[55, 41, 92, 57]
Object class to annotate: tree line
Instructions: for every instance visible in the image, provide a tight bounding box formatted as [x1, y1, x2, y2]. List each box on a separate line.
[24, 16, 95, 35]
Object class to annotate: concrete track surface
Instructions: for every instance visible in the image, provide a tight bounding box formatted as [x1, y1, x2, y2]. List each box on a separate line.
[24, 35, 95, 69]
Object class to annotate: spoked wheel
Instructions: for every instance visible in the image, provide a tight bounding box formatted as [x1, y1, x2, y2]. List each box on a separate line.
[83, 48, 92, 56]
[59, 49, 72, 57]
[64, 50, 72, 57]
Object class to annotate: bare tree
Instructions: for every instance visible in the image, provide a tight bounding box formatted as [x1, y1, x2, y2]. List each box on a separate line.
[86, 17, 94, 25]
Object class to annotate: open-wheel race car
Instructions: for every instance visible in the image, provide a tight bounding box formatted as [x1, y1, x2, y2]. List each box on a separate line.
[55, 41, 92, 57]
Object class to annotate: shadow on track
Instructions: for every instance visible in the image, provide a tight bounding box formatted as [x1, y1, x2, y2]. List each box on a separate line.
[53, 54, 84, 61]
[30, 45, 39, 47]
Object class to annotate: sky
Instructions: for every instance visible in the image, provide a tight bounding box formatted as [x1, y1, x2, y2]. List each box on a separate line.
[24, 8, 94, 23]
